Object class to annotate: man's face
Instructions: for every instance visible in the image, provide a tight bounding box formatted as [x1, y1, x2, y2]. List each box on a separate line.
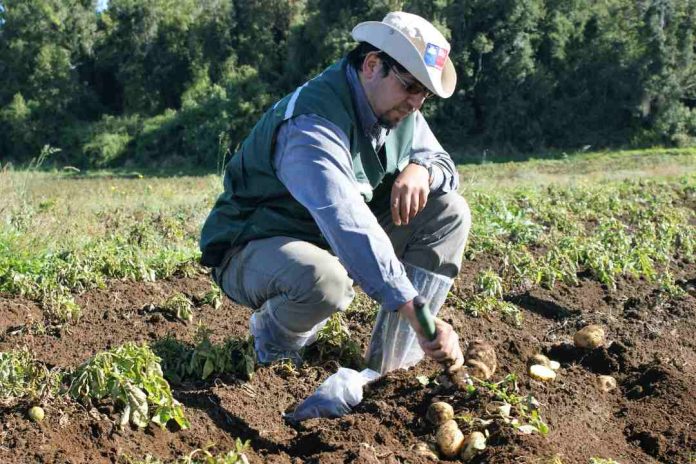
[360, 54, 432, 129]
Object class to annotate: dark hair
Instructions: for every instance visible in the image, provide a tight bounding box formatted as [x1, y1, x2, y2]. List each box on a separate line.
[346, 42, 407, 77]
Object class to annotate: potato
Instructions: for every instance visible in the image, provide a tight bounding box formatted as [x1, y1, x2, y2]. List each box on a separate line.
[460, 431, 486, 462]
[549, 360, 561, 371]
[413, 441, 439, 460]
[28, 406, 45, 422]
[427, 401, 454, 426]
[450, 369, 473, 391]
[597, 375, 617, 392]
[528, 353, 551, 368]
[573, 324, 605, 349]
[466, 359, 493, 380]
[529, 364, 556, 381]
[436, 419, 465, 458]
[465, 340, 497, 380]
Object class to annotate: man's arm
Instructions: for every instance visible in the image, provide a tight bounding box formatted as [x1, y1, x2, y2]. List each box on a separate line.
[274, 114, 418, 312]
[409, 111, 459, 193]
[389, 111, 459, 226]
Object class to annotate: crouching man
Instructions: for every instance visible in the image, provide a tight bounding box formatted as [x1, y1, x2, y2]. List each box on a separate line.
[200, 12, 471, 373]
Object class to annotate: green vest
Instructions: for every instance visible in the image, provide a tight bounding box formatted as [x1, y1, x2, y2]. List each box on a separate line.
[200, 59, 415, 267]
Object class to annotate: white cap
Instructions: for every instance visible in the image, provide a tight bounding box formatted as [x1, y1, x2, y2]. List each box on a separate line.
[352, 12, 456, 98]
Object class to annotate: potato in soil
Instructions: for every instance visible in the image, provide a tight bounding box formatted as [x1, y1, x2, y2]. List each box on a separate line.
[427, 401, 454, 426]
[529, 364, 556, 381]
[460, 431, 486, 461]
[574, 324, 605, 349]
[436, 419, 465, 458]
[465, 340, 497, 380]
[597, 375, 617, 392]
[28, 406, 45, 422]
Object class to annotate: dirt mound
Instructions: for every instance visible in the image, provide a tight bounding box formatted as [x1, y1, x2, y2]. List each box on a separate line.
[2, 259, 695, 463]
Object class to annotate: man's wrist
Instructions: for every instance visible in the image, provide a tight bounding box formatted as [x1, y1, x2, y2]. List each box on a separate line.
[409, 159, 433, 184]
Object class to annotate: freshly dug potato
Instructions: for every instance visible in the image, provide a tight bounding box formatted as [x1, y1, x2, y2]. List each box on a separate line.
[574, 325, 605, 349]
[466, 359, 494, 380]
[436, 419, 465, 458]
[597, 375, 617, 392]
[528, 353, 551, 368]
[465, 340, 497, 380]
[450, 369, 473, 391]
[460, 431, 486, 461]
[413, 441, 439, 460]
[427, 401, 454, 426]
[549, 360, 561, 371]
[529, 364, 556, 381]
[28, 406, 45, 422]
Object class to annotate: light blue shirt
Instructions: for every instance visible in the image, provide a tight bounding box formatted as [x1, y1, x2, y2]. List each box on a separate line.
[273, 64, 459, 311]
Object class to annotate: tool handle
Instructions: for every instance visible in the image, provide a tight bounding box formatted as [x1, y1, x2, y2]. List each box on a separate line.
[414, 296, 437, 341]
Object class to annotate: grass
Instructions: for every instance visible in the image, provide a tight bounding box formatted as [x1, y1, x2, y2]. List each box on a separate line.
[458, 147, 696, 192]
[1, 147, 694, 326]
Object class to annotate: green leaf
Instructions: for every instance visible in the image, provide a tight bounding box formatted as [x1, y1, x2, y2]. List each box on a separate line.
[202, 358, 215, 379]
[125, 383, 149, 428]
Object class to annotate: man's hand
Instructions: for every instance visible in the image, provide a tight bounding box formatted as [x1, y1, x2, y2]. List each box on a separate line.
[391, 163, 431, 226]
[398, 299, 464, 373]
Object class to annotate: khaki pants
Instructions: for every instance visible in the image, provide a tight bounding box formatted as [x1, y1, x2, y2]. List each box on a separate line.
[214, 191, 471, 333]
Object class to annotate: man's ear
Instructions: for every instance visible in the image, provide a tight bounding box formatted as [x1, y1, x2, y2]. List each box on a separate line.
[361, 51, 382, 79]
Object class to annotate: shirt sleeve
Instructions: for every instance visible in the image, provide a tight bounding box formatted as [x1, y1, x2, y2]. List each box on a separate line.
[273, 114, 418, 311]
[409, 111, 460, 193]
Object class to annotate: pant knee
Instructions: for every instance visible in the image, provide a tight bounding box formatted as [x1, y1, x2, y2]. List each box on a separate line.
[431, 192, 471, 247]
[448, 193, 472, 247]
[292, 259, 355, 319]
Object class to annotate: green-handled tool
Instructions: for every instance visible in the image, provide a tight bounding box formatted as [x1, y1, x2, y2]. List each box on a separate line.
[414, 295, 437, 341]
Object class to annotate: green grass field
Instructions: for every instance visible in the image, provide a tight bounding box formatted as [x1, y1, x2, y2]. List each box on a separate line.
[1, 147, 694, 324]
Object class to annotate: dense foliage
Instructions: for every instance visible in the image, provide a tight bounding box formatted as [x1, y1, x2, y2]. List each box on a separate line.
[1, 0, 695, 167]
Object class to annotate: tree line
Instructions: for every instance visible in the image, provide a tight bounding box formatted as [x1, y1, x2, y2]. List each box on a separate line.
[0, 0, 694, 168]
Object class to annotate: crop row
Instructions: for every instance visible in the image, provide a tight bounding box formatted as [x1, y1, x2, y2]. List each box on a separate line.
[1, 173, 694, 328]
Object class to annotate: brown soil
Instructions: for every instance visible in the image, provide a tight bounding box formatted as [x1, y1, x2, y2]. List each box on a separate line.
[1, 257, 695, 464]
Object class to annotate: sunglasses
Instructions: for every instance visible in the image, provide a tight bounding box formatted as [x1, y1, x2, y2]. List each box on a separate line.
[389, 65, 434, 100]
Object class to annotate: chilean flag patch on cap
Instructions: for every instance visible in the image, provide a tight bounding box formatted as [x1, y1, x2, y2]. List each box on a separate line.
[424, 43, 448, 71]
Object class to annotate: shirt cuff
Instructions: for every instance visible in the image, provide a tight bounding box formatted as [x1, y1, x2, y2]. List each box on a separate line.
[375, 270, 419, 312]
[428, 164, 445, 191]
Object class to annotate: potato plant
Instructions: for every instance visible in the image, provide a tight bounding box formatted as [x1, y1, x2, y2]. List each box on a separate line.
[0, 349, 61, 405]
[311, 312, 363, 367]
[68, 342, 189, 429]
[154, 326, 256, 382]
[129, 439, 251, 464]
[160, 293, 195, 322]
[472, 374, 549, 436]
